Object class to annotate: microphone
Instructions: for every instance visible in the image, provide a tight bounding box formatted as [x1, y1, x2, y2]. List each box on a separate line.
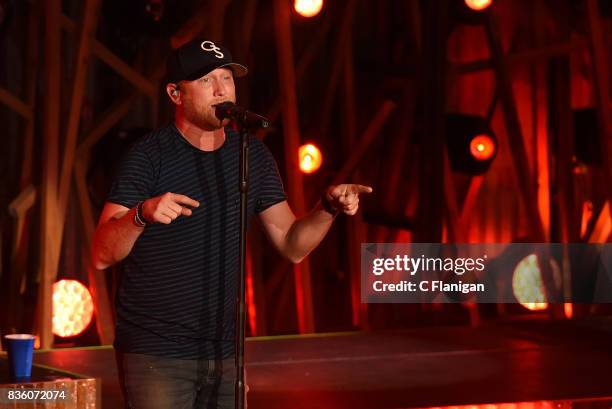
[213, 101, 270, 129]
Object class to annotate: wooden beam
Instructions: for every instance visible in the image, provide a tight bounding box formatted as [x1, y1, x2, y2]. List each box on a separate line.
[407, 0, 422, 51]
[588, 201, 611, 243]
[484, 13, 545, 241]
[273, 0, 314, 333]
[542, 0, 574, 317]
[231, 0, 258, 109]
[55, 0, 102, 265]
[414, 0, 447, 242]
[442, 151, 464, 242]
[40, 0, 106, 346]
[0, 88, 32, 120]
[585, 0, 612, 202]
[74, 156, 96, 246]
[264, 260, 291, 297]
[60, 14, 156, 97]
[380, 84, 415, 211]
[39, 0, 62, 349]
[170, 3, 209, 49]
[90, 41, 156, 97]
[73, 91, 145, 345]
[6, 1, 42, 338]
[245, 243, 257, 336]
[19, 0, 41, 188]
[169, 0, 230, 47]
[332, 101, 397, 185]
[9, 186, 37, 293]
[533, 0, 551, 241]
[319, 1, 356, 138]
[548, 1, 578, 244]
[74, 155, 114, 344]
[207, 0, 231, 42]
[338, 21, 369, 330]
[454, 39, 588, 75]
[77, 93, 140, 154]
[256, 12, 333, 140]
[458, 176, 485, 228]
[240, 0, 258, 54]
[247, 229, 268, 336]
[8, 185, 37, 219]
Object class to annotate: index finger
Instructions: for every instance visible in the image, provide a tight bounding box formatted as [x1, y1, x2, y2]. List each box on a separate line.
[350, 184, 373, 194]
[172, 194, 200, 208]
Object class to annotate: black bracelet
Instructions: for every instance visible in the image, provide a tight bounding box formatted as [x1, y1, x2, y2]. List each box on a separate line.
[134, 201, 148, 227]
[321, 194, 339, 216]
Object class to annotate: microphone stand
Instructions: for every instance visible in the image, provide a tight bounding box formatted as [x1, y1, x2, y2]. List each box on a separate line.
[215, 101, 269, 409]
[234, 113, 252, 409]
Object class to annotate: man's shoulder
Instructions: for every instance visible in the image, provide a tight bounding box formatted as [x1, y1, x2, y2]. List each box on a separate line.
[130, 124, 176, 154]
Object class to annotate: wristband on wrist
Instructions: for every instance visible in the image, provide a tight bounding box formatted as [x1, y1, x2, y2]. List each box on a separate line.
[133, 201, 148, 227]
[321, 193, 339, 216]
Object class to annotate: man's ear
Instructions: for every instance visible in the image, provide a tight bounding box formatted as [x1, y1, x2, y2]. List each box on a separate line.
[166, 84, 181, 104]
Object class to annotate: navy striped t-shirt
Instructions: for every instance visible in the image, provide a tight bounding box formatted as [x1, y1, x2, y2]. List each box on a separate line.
[106, 124, 287, 359]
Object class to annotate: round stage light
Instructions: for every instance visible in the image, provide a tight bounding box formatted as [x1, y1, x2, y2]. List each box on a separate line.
[470, 134, 496, 161]
[53, 279, 94, 338]
[299, 143, 323, 174]
[294, 0, 323, 18]
[464, 0, 493, 11]
[512, 254, 547, 311]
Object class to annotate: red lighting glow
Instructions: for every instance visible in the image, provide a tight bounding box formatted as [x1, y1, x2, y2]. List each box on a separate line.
[299, 143, 323, 174]
[564, 303, 573, 319]
[426, 400, 557, 409]
[52, 279, 94, 338]
[470, 134, 496, 161]
[294, 0, 323, 17]
[464, 0, 493, 11]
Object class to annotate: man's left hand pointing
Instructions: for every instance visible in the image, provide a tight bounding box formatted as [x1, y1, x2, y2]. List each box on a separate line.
[325, 184, 373, 216]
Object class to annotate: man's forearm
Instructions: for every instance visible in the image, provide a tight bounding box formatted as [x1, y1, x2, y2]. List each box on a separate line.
[92, 207, 144, 270]
[284, 202, 336, 263]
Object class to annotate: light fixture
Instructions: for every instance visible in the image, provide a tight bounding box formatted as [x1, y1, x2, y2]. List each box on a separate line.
[299, 143, 323, 174]
[294, 0, 323, 18]
[52, 280, 94, 338]
[469, 134, 496, 161]
[464, 0, 493, 11]
[446, 114, 498, 175]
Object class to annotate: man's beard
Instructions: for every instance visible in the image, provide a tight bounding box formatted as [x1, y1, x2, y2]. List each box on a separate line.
[184, 104, 225, 131]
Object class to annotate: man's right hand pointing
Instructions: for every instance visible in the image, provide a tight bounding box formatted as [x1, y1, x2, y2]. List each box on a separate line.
[142, 192, 200, 224]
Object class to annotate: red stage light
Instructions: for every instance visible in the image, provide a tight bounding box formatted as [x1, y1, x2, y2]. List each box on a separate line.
[299, 143, 323, 174]
[52, 279, 94, 338]
[464, 0, 493, 11]
[470, 134, 496, 161]
[294, 0, 323, 17]
[564, 303, 573, 319]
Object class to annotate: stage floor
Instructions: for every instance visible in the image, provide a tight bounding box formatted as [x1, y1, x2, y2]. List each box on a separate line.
[32, 317, 612, 409]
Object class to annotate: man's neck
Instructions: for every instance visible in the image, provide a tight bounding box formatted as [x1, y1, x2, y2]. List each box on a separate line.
[175, 117, 226, 151]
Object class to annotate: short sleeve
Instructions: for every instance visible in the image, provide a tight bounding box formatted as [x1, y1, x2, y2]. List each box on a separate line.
[255, 142, 287, 214]
[106, 143, 156, 209]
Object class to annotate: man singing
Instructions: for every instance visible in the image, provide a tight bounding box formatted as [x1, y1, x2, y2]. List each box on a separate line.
[92, 38, 372, 409]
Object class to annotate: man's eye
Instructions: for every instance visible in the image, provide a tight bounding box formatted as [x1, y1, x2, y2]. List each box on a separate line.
[201, 77, 211, 83]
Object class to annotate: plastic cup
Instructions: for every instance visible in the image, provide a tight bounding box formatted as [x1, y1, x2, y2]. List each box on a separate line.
[4, 334, 35, 381]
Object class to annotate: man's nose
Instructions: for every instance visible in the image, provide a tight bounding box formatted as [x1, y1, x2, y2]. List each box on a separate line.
[213, 80, 226, 96]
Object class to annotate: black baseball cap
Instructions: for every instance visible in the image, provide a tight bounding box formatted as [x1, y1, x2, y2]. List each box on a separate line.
[166, 39, 248, 84]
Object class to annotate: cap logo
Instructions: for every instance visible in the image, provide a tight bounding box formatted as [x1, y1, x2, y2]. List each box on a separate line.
[201, 41, 224, 59]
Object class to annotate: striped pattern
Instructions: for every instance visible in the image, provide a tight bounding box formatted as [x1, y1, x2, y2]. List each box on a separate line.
[106, 124, 287, 359]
